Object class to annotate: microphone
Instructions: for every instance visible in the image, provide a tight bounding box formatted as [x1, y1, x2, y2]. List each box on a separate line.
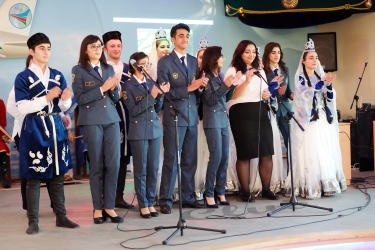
[130, 59, 143, 72]
[247, 65, 259, 75]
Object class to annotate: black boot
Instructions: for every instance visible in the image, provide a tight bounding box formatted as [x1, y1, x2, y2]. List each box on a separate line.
[50, 175, 79, 229]
[26, 179, 40, 235]
[115, 159, 134, 209]
[21, 178, 28, 210]
[0, 153, 10, 188]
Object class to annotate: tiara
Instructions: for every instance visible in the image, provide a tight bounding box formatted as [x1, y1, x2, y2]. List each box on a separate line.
[198, 37, 209, 50]
[155, 27, 167, 41]
[256, 46, 261, 56]
[304, 38, 315, 52]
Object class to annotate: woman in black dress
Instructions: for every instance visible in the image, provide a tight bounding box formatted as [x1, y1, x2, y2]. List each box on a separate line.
[224, 40, 279, 201]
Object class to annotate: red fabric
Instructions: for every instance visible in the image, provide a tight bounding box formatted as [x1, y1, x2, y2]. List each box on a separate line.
[0, 99, 10, 155]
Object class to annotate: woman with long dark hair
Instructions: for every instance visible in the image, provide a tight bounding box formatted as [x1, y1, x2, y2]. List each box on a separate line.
[199, 46, 239, 207]
[263, 42, 294, 176]
[72, 35, 123, 224]
[224, 40, 279, 202]
[285, 39, 346, 199]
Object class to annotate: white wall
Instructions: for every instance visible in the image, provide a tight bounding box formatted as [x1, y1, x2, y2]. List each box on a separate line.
[319, 12, 375, 119]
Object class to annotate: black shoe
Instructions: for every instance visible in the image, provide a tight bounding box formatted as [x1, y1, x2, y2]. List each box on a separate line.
[262, 190, 279, 200]
[115, 199, 135, 209]
[240, 192, 255, 203]
[102, 209, 124, 223]
[0, 165, 10, 188]
[56, 216, 80, 228]
[203, 193, 218, 208]
[214, 191, 230, 206]
[26, 221, 39, 235]
[150, 211, 159, 217]
[160, 205, 171, 214]
[93, 210, 103, 224]
[182, 201, 206, 208]
[139, 211, 151, 219]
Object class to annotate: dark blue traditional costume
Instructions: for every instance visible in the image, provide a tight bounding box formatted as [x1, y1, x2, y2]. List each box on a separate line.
[16, 69, 72, 179]
[15, 33, 79, 235]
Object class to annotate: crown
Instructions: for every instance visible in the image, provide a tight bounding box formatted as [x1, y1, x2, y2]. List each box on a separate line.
[198, 37, 209, 50]
[155, 27, 167, 41]
[256, 46, 261, 56]
[304, 38, 315, 52]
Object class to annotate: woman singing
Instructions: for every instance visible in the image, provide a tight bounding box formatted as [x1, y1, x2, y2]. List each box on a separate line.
[123, 52, 169, 218]
[224, 40, 279, 202]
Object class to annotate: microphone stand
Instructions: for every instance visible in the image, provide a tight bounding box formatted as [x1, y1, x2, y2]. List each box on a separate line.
[350, 62, 368, 120]
[254, 72, 333, 216]
[139, 67, 225, 245]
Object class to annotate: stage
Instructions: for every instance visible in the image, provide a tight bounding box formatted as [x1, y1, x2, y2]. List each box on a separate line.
[0, 171, 374, 250]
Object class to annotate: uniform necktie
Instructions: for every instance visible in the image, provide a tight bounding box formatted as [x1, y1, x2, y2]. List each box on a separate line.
[180, 56, 188, 76]
[273, 68, 278, 76]
[93, 66, 101, 78]
[141, 82, 149, 93]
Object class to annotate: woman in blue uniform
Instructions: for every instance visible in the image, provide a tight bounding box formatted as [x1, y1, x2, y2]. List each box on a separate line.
[199, 46, 238, 207]
[15, 33, 79, 234]
[123, 52, 169, 218]
[72, 35, 123, 224]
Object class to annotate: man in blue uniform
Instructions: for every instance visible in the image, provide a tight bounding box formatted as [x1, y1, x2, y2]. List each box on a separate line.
[157, 23, 208, 214]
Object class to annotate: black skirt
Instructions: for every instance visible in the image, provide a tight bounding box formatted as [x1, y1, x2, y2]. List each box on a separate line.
[229, 101, 274, 160]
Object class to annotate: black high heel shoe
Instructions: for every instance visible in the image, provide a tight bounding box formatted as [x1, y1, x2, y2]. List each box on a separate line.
[214, 191, 230, 206]
[139, 211, 151, 219]
[240, 190, 255, 202]
[102, 209, 124, 223]
[203, 193, 218, 208]
[261, 190, 279, 200]
[93, 210, 103, 224]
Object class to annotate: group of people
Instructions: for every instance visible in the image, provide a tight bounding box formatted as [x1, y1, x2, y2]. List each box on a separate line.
[4, 22, 347, 235]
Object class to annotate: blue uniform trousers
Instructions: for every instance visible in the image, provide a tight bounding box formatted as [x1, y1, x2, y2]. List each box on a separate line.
[83, 123, 120, 210]
[130, 138, 160, 208]
[159, 125, 198, 207]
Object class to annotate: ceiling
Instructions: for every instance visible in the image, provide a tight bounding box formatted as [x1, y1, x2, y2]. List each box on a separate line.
[224, 0, 374, 29]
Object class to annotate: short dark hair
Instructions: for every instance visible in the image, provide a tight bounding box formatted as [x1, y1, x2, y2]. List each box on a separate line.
[128, 52, 148, 75]
[200, 46, 222, 76]
[77, 35, 108, 71]
[170, 23, 190, 38]
[230, 40, 259, 74]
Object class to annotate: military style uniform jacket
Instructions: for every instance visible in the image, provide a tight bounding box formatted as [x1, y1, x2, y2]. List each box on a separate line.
[201, 72, 235, 129]
[71, 64, 120, 126]
[122, 76, 163, 140]
[157, 50, 201, 127]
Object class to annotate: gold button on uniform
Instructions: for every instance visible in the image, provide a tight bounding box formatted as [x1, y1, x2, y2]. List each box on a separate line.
[135, 121, 138, 123]
[86, 106, 89, 108]
[104, 105, 106, 108]
[188, 105, 191, 108]
[151, 110, 153, 113]
[150, 120, 153, 122]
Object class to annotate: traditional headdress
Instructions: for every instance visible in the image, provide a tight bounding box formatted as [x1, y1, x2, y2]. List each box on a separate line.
[155, 27, 167, 41]
[195, 37, 209, 58]
[148, 28, 169, 81]
[102, 31, 122, 45]
[27, 33, 50, 49]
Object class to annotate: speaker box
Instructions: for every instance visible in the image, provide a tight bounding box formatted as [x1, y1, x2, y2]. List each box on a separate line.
[307, 32, 337, 72]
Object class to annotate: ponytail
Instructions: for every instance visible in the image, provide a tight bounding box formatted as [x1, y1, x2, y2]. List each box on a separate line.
[26, 55, 32, 69]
